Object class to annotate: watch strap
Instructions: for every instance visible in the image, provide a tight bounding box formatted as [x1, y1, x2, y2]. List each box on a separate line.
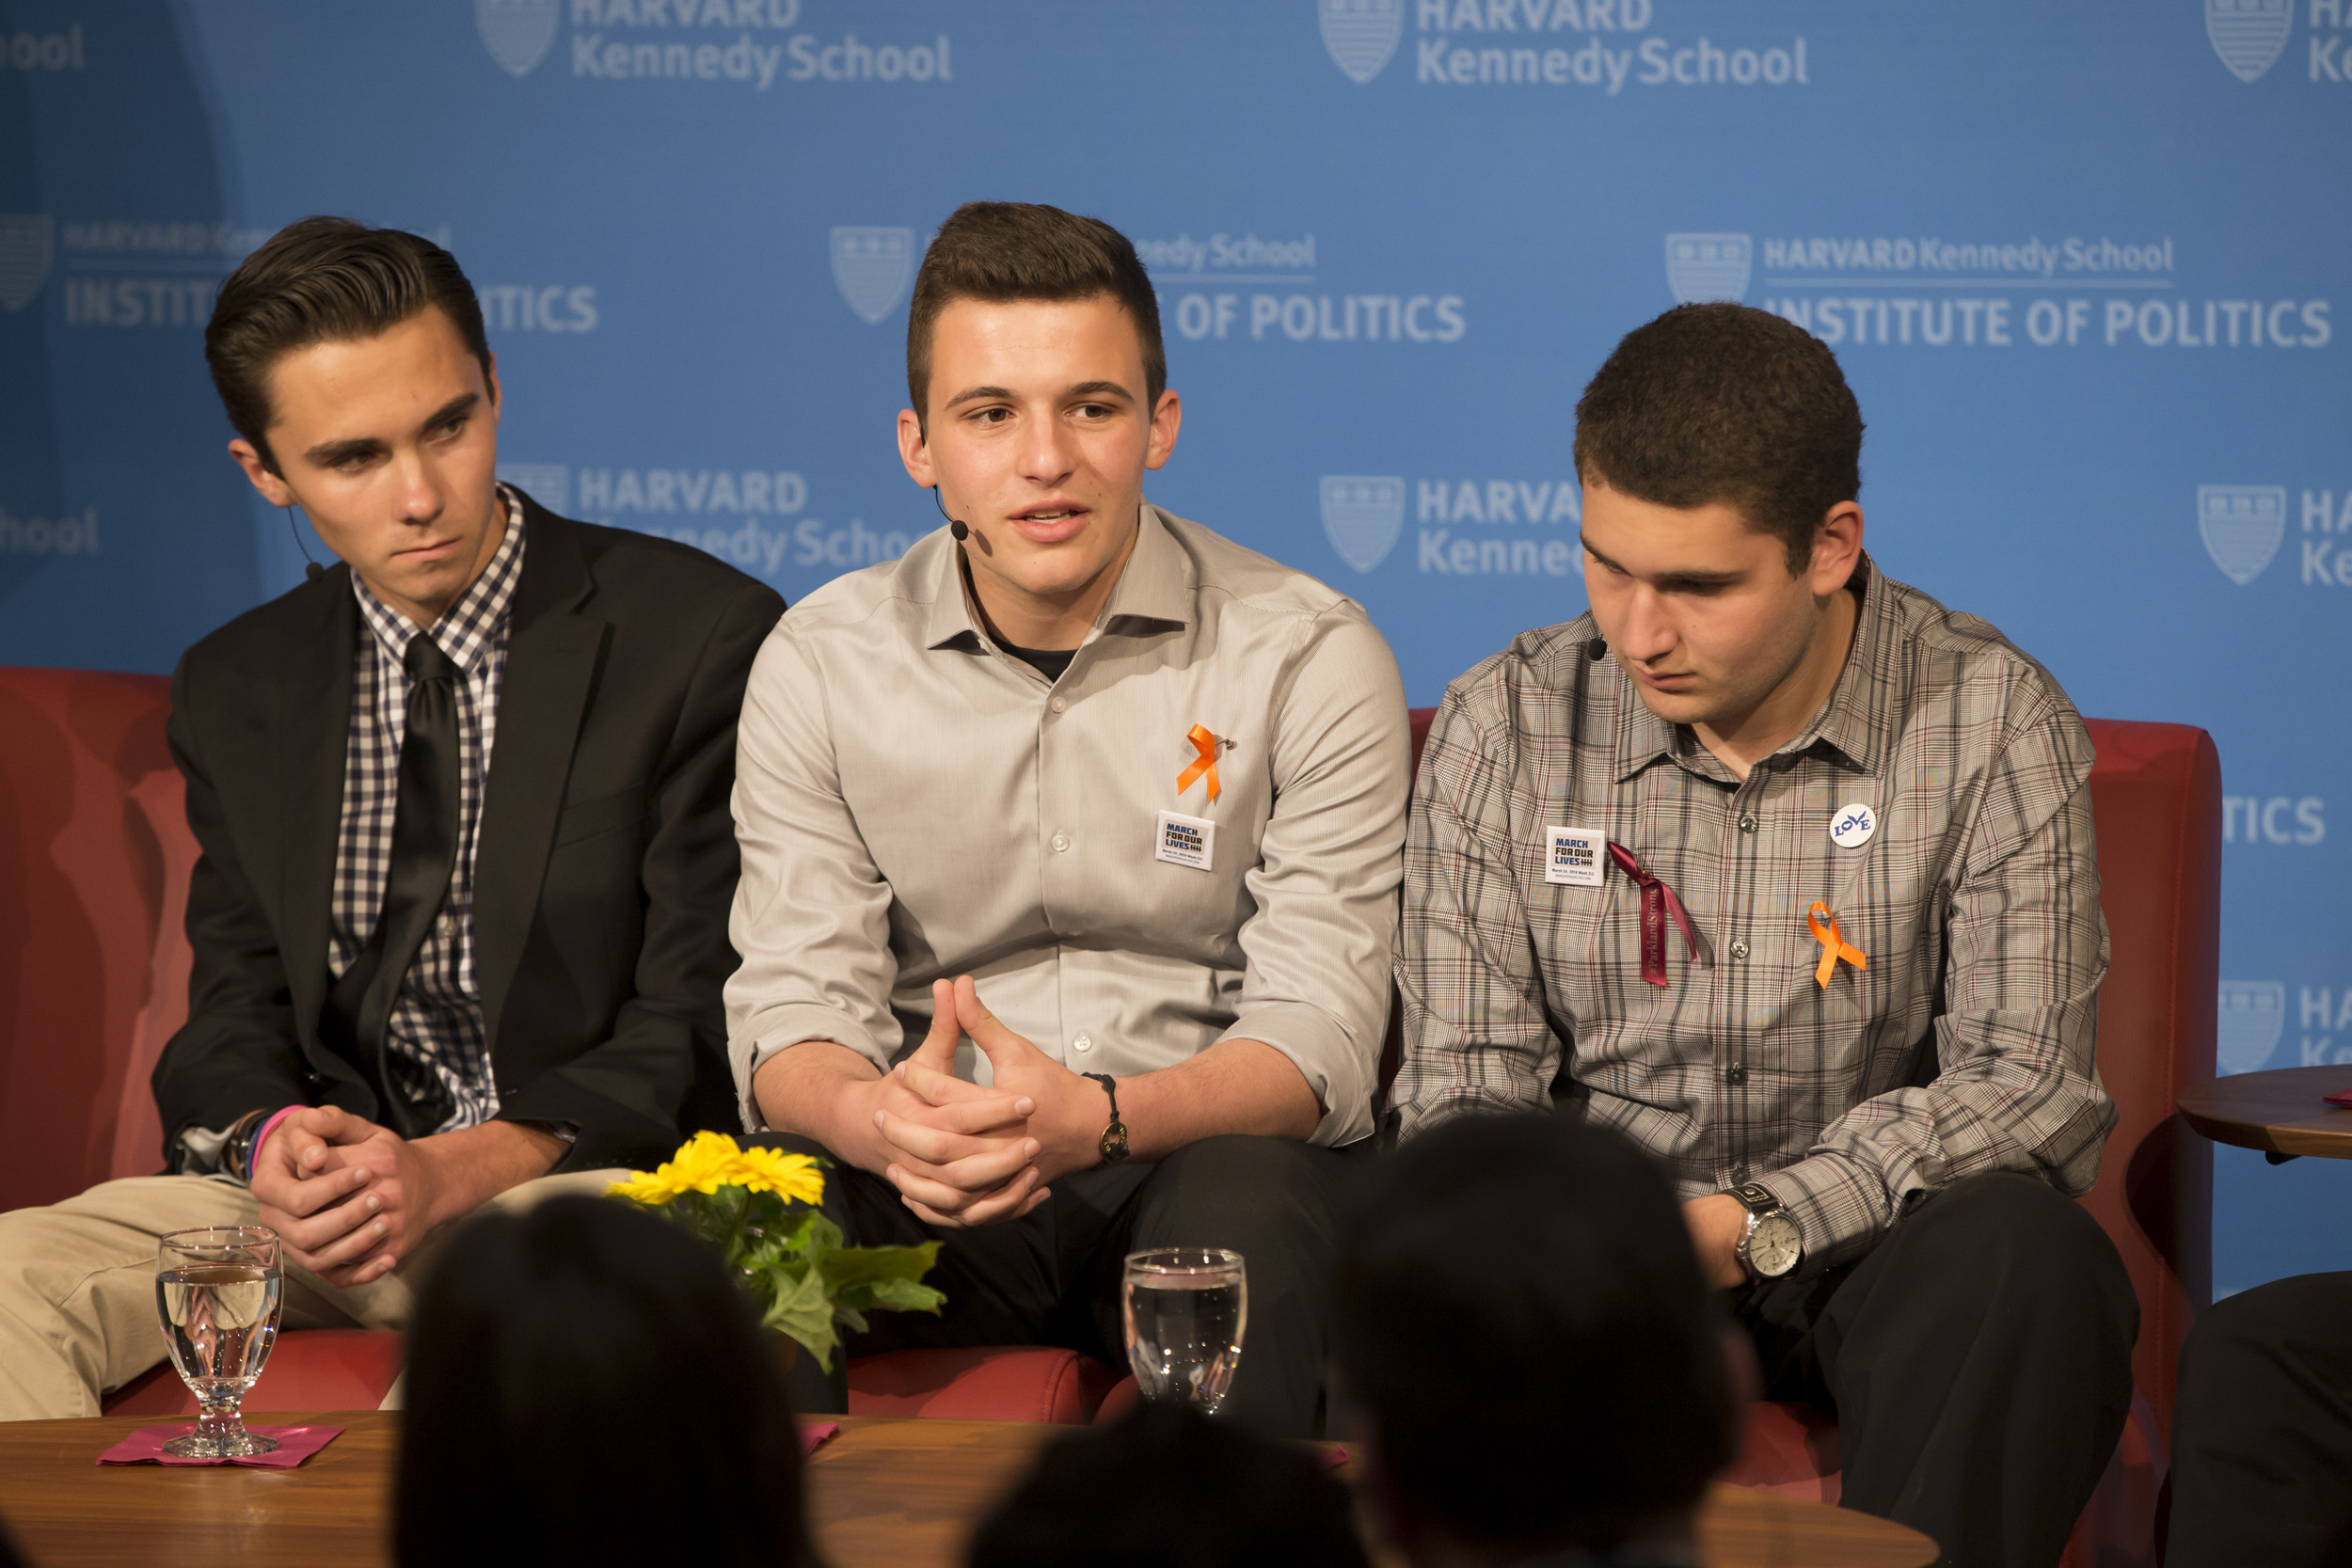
[1731, 1180, 1783, 1217]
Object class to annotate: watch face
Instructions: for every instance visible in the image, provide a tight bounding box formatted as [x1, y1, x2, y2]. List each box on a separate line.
[1746, 1212, 1803, 1277]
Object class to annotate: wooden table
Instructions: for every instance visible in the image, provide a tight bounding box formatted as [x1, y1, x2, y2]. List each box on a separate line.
[0, 1411, 1936, 1568]
[2179, 1065, 2352, 1162]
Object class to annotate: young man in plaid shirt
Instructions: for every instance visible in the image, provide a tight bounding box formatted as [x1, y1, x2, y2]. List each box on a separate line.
[1392, 303, 2136, 1568]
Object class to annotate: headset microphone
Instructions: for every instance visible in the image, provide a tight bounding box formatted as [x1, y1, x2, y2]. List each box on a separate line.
[931, 484, 973, 545]
[287, 505, 327, 581]
[1587, 638, 1608, 661]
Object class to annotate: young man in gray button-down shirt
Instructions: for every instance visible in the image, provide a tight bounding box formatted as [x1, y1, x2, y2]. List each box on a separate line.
[725, 202, 1407, 1435]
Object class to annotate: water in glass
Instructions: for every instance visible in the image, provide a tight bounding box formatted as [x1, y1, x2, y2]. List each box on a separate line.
[1123, 1247, 1247, 1413]
[154, 1227, 283, 1457]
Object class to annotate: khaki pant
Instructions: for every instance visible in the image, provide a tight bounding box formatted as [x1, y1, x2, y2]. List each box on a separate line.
[0, 1168, 626, 1421]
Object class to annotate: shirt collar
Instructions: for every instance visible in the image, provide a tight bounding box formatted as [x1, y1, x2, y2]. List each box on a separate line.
[1610, 552, 1889, 784]
[352, 483, 528, 676]
[920, 500, 1190, 653]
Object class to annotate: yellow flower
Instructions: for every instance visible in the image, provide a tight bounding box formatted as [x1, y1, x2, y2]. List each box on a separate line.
[729, 1145, 825, 1206]
[608, 1131, 745, 1205]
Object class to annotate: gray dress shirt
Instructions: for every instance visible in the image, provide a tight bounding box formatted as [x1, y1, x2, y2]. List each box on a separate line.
[1392, 558, 2115, 1270]
[725, 505, 1409, 1148]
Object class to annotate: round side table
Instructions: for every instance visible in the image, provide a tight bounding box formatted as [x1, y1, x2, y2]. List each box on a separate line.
[2178, 1065, 2352, 1164]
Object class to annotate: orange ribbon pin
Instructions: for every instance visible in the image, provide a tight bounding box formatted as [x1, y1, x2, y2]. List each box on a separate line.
[1807, 901, 1867, 989]
[1177, 724, 1221, 804]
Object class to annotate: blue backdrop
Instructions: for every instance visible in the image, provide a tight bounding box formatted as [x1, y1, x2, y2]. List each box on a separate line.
[3, 0, 2344, 1295]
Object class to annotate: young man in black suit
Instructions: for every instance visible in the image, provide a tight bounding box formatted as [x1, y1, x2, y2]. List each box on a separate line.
[0, 217, 782, 1418]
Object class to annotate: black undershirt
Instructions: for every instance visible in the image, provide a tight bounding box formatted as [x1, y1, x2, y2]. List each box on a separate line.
[1000, 641, 1075, 683]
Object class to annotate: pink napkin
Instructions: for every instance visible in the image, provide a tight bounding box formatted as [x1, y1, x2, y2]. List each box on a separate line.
[98, 1423, 342, 1467]
[798, 1420, 841, 1455]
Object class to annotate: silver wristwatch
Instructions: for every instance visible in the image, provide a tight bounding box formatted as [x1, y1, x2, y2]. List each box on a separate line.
[1730, 1181, 1803, 1279]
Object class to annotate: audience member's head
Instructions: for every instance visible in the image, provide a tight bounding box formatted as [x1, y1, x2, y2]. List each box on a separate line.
[1332, 1114, 1740, 1564]
[967, 1399, 1370, 1568]
[396, 1195, 814, 1568]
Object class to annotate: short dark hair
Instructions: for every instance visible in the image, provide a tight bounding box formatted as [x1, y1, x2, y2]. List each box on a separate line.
[205, 215, 491, 474]
[905, 200, 1165, 428]
[1573, 302, 1863, 573]
[967, 1400, 1370, 1568]
[1331, 1115, 1739, 1557]
[396, 1196, 816, 1568]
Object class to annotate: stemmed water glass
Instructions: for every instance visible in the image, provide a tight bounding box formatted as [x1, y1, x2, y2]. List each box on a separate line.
[1121, 1247, 1248, 1414]
[154, 1226, 285, 1458]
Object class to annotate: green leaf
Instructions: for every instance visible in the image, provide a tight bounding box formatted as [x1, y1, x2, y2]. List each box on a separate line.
[760, 1263, 839, 1371]
[818, 1240, 941, 1291]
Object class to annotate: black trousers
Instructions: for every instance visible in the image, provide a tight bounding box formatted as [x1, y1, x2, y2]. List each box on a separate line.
[754, 1132, 1362, 1439]
[2165, 1271, 2352, 1568]
[1737, 1172, 2138, 1568]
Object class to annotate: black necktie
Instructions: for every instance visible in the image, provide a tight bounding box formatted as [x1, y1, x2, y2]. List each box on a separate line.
[324, 633, 463, 1135]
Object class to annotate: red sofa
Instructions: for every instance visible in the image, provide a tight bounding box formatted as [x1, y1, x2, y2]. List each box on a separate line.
[2, 671, 2218, 1567]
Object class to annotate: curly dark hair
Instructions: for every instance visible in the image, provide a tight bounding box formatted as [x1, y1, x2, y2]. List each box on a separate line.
[1574, 302, 1863, 573]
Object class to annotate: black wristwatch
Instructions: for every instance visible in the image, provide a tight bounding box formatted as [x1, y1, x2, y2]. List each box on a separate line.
[1083, 1072, 1130, 1164]
[1730, 1181, 1804, 1279]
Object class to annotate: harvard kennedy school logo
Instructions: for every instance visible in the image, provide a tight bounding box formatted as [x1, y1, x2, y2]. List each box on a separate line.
[2207, 0, 2293, 83]
[1320, 476, 1405, 573]
[2217, 980, 2286, 1075]
[478, 0, 559, 77]
[0, 214, 55, 312]
[1664, 234, 1752, 305]
[1320, 0, 1403, 85]
[831, 228, 916, 325]
[2199, 484, 2287, 584]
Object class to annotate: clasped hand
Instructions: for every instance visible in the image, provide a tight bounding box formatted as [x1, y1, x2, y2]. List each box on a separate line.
[247, 1106, 434, 1289]
[850, 976, 1112, 1229]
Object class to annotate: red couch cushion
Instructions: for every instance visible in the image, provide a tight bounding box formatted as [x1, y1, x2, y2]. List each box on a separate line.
[845, 1346, 1120, 1424]
[103, 1328, 406, 1416]
[0, 667, 192, 1212]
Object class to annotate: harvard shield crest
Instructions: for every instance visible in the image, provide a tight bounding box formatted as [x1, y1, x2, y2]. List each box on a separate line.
[2198, 484, 2286, 585]
[477, 0, 559, 77]
[2206, 0, 2292, 83]
[0, 214, 55, 312]
[2217, 980, 2285, 1075]
[1664, 233, 1752, 305]
[831, 228, 916, 325]
[1320, 0, 1403, 84]
[1320, 476, 1405, 573]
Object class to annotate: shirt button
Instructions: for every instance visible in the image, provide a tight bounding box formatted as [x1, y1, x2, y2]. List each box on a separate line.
[1738, 815, 1757, 832]
[1049, 696, 1067, 714]
[1729, 940, 1749, 960]
[1072, 1033, 1093, 1053]
[1050, 832, 1070, 853]
[1726, 1064, 1748, 1086]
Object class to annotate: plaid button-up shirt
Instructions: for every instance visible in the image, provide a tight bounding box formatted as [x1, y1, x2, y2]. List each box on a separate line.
[332, 488, 526, 1132]
[1391, 557, 2115, 1271]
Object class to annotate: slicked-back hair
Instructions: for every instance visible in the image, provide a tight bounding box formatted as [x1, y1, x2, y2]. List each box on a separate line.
[1332, 1114, 1740, 1556]
[1573, 302, 1864, 574]
[206, 215, 491, 474]
[905, 201, 1165, 429]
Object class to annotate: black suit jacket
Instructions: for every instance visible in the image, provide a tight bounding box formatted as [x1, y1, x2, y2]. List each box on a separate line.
[152, 494, 785, 1173]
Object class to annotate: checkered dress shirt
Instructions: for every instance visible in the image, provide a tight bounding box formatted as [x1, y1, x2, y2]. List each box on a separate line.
[331, 488, 526, 1132]
[1391, 557, 2116, 1272]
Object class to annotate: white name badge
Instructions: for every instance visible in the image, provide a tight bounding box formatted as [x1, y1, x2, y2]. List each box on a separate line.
[1543, 826, 1607, 887]
[1155, 809, 1216, 872]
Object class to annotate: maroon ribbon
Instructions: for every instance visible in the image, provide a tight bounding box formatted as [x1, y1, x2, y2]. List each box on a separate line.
[1607, 842, 1700, 987]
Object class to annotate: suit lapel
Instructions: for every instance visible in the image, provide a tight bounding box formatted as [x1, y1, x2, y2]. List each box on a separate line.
[278, 577, 358, 1052]
[474, 504, 609, 1045]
